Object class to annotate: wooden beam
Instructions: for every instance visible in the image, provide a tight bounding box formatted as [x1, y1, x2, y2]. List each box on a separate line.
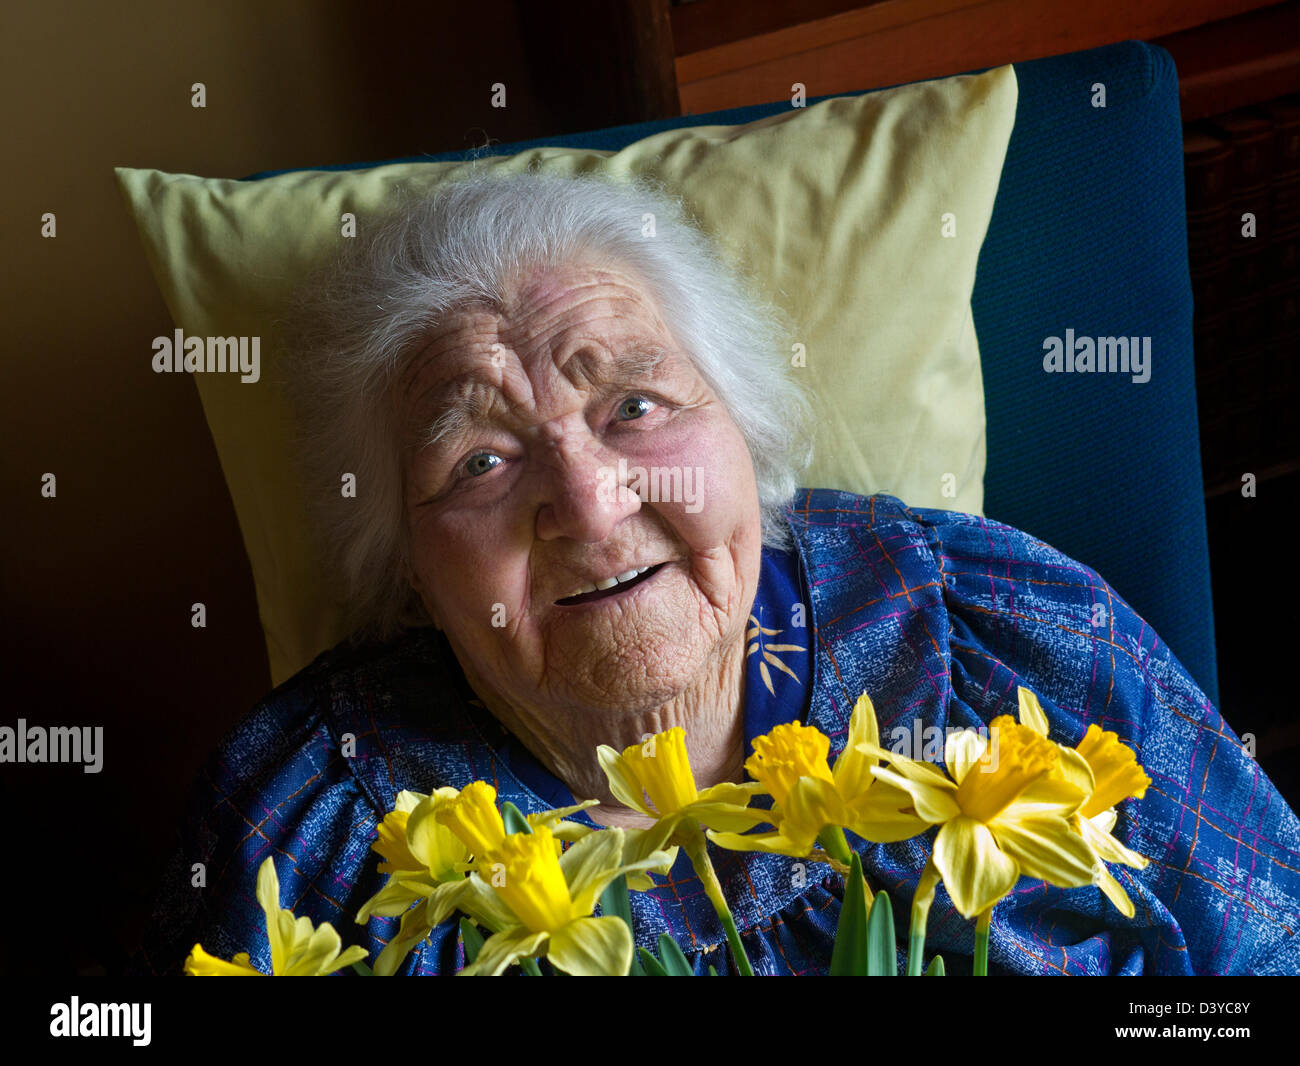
[1155, 1, 1300, 120]
[674, 0, 1278, 113]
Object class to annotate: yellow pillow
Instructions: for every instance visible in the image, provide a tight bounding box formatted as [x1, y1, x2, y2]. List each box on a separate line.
[117, 64, 1016, 687]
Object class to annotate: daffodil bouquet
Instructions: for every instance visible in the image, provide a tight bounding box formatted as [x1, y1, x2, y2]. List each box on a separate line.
[185, 687, 1151, 976]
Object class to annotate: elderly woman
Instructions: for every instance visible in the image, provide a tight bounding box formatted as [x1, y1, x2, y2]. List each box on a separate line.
[138, 172, 1300, 976]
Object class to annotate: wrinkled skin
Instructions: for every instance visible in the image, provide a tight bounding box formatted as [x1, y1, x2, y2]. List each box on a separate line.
[400, 259, 763, 817]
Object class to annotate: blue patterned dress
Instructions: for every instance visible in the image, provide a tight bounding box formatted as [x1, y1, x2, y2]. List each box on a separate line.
[134, 490, 1300, 976]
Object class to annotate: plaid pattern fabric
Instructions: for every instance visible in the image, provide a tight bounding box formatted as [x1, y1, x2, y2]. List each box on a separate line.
[134, 490, 1300, 976]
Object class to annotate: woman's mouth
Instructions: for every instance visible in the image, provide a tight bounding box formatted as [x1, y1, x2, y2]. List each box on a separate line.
[554, 563, 667, 607]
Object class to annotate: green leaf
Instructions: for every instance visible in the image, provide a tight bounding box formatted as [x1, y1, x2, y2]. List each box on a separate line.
[502, 801, 530, 835]
[924, 954, 946, 976]
[599, 873, 633, 927]
[350, 960, 373, 977]
[520, 957, 542, 977]
[598, 873, 643, 976]
[638, 947, 668, 977]
[656, 933, 694, 976]
[707, 965, 718, 976]
[459, 917, 484, 965]
[865, 889, 897, 976]
[830, 852, 870, 975]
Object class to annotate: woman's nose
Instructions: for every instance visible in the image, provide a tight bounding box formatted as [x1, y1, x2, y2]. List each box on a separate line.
[534, 442, 641, 543]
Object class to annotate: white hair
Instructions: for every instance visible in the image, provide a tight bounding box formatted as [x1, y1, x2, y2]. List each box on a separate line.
[284, 168, 814, 642]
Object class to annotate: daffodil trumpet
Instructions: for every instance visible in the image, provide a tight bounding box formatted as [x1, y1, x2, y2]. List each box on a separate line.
[709, 694, 931, 863]
[456, 824, 675, 976]
[1015, 686, 1152, 918]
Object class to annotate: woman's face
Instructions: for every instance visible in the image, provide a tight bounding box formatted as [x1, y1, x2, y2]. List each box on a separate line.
[400, 260, 763, 732]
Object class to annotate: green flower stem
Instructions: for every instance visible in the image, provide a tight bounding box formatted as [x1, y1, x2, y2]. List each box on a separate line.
[817, 826, 854, 868]
[818, 825, 874, 909]
[907, 861, 940, 977]
[973, 906, 993, 977]
[680, 822, 754, 977]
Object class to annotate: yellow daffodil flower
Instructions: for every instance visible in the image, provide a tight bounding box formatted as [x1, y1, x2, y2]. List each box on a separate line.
[708, 693, 931, 860]
[359, 783, 601, 975]
[355, 788, 476, 975]
[596, 727, 768, 855]
[185, 857, 368, 976]
[870, 715, 1097, 918]
[597, 727, 771, 974]
[460, 825, 674, 976]
[434, 780, 597, 854]
[1016, 687, 1152, 917]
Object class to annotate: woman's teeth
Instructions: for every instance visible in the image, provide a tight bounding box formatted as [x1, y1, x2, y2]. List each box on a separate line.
[561, 564, 655, 601]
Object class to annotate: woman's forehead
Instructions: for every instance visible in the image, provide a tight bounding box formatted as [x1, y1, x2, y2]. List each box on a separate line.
[400, 272, 685, 422]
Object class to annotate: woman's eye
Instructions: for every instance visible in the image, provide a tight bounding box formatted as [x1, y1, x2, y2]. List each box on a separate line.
[616, 396, 654, 421]
[461, 452, 502, 478]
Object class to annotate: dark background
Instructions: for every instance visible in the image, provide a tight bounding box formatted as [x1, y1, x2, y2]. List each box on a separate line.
[4, 0, 1298, 975]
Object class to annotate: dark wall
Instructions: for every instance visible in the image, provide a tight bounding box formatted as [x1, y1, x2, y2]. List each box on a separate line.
[2, 0, 652, 977]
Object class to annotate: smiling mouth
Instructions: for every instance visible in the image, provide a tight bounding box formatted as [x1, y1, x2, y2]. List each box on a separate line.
[554, 563, 667, 606]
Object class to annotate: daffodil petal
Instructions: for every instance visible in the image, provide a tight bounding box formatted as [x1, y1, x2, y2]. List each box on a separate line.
[546, 819, 597, 844]
[459, 872, 518, 932]
[425, 878, 474, 928]
[989, 814, 1096, 888]
[945, 729, 988, 785]
[695, 780, 766, 806]
[282, 920, 347, 975]
[372, 904, 435, 976]
[547, 916, 633, 976]
[619, 830, 678, 890]
[1016, 687, 1050, 736]
[255, 859, 287, 975]
[868, 751, 957, 787]
[999, 770, 1088, 819]
[406, 792, 471, 875]
[355, 873, 438, 922]
[460, 928, 548, 977]
[392, 789, 426, 813]
[530, 800, 601, 832]
[707, 828, 815, 858]
[1079, 812, 1149, 869]
[853, 740, 897, 763]
[1055, 746, 1096, 798]
[334, 945, 369, 970]
[932, 816, 1020, 919]
[833, 692, 882, 797]
[622, 821, 676, 863]
[869, 764, 962, 823]
[776, 775, 852, 850]
[596, 745, 655, 817]
[184, 944, 264, 976]
[1094, 864, 1137, 919]
[686, 800, 772, 833]
[559, 826, 629, 916]
[848, 782, 936, 843]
